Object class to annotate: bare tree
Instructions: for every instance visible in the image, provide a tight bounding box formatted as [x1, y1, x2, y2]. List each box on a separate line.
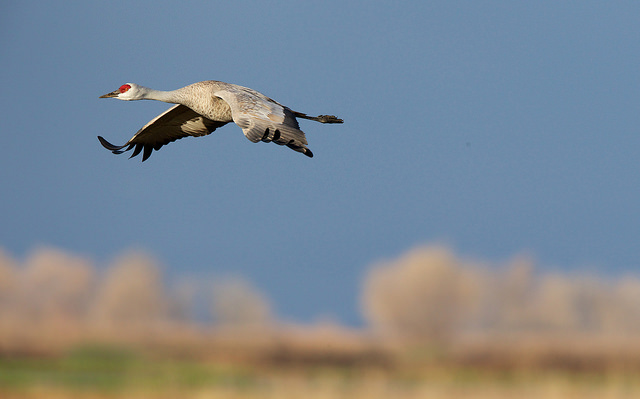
[361, 246, 478, 340]
[18, 248, 94, 327]
[91, 251, 172, 333]
[210, 277, 272, 329]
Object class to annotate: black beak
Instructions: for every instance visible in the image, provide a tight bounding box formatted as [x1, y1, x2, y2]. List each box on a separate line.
[99, 90, 119, 98]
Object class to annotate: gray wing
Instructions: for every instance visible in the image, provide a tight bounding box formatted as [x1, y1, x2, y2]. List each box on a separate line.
[98, 104, 228, 161]
[213, 86, 313, 157]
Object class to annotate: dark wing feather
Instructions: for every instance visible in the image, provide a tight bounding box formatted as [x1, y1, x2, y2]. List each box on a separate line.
[98, 104, 228, 161]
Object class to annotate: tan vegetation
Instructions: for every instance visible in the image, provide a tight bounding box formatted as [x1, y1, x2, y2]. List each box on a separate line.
[362, 246, 640, 341]
[1, 245, 640, 398]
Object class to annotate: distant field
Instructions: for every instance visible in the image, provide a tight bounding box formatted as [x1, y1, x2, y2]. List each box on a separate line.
[1, 344, 640, 399]
[3, 247, 640, 398]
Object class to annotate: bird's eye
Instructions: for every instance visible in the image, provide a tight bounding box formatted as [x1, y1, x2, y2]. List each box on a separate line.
[119, 84, 131, 93]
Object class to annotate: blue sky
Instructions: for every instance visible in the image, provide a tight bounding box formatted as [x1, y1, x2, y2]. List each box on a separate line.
[1, 1, 639, 324]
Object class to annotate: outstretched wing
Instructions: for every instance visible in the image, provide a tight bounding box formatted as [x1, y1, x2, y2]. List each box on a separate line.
[98, 104, 228, 161]
[213, 85, 313, 157]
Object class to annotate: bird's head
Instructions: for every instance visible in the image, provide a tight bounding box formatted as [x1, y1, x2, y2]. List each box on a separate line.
[99, 83, 148, 100]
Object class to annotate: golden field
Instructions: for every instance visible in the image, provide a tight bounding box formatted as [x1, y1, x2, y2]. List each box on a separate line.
[2, 332, 640, 399]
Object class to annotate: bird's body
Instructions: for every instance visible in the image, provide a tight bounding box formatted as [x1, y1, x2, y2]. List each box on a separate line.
[98, 80, 343, 161]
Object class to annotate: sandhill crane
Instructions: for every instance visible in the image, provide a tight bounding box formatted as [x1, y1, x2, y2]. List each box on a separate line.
[98, 81, 343, 161]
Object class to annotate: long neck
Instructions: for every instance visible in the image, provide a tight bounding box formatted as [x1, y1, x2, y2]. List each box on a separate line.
[142, 87, 184, 104]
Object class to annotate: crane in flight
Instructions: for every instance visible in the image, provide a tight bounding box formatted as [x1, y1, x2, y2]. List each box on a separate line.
[98, 81, 343, 161]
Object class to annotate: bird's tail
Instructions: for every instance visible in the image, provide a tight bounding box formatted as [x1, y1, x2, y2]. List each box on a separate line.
[292, 111, 343, 124]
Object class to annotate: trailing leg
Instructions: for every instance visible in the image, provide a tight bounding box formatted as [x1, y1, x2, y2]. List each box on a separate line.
[292, 111, 343, 124]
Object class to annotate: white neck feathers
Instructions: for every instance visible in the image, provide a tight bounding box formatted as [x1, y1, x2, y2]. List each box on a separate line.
[139, 87, 180, 103]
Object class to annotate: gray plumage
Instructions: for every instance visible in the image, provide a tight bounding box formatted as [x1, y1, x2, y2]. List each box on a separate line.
[98, 80, 343, 161]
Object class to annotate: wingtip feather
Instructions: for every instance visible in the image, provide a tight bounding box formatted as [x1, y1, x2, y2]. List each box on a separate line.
[97, 136, 125, 151]
[142, 145, 153, 162]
